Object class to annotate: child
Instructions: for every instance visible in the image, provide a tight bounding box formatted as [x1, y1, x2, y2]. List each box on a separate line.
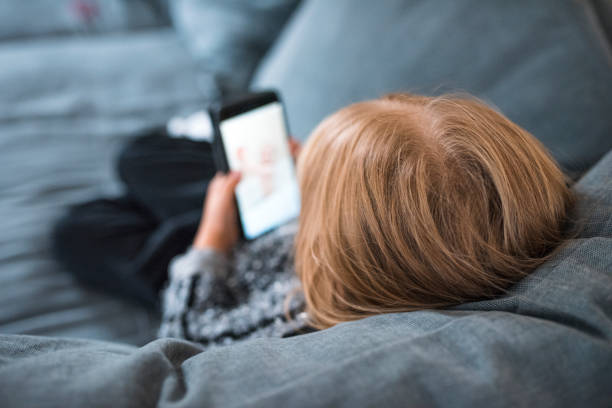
[158, 93, 573, 346]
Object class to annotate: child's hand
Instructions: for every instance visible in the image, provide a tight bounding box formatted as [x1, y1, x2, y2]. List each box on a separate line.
[193, 171, 241, 254]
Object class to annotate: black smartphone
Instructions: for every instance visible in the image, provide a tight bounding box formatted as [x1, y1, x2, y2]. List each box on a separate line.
[209, 90, 300, 240]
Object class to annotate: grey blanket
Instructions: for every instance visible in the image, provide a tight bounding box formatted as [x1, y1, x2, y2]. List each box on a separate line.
[1, 149, 610, 407]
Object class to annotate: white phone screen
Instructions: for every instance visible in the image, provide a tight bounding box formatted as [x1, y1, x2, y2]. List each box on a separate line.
[219, 102, 300, 239]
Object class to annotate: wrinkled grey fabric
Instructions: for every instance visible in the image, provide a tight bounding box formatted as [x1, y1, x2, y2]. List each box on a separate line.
[252, 0, 612, 176]
[0, 30, 208, 344]
[0, 149, 610, 407]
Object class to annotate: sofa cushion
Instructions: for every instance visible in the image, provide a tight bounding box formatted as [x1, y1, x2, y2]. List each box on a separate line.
[170, 0, 300, 95]
[252, 0, 612, 177]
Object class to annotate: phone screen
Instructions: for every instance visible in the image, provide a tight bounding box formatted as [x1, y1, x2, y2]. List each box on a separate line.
[219, 101, 300, 239]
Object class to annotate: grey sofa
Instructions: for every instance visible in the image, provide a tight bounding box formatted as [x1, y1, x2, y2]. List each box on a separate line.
[0, 0, 611, 406]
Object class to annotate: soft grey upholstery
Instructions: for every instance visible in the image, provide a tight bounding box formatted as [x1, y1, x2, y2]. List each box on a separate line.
[0, 30, 206, 344]
[1, 149, 611, 407]
[170, 0, 300, 94]
[253, 0, 612, 176]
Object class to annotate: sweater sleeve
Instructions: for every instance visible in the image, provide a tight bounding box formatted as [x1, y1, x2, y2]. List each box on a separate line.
[159, 221, 307, 347]
[158, 247, 242, 339]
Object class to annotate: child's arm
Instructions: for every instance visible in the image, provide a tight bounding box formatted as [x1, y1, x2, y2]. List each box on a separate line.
[158, 247, 245, 340]
[159, 244, 306, 346]
[192, 171, 242, 254]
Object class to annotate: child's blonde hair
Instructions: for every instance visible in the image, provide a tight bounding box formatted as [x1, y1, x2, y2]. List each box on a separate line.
[294, 93, 573, 330]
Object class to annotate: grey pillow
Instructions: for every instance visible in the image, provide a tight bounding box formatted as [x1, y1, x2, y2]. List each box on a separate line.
[252, 0, 612, 177]
[170, 0, 300, 96]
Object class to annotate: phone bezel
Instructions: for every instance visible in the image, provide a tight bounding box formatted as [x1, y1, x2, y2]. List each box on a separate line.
[208, 90, 294, 241]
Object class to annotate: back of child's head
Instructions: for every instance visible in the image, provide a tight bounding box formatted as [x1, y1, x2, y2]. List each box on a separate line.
[294, 93, 574, 329]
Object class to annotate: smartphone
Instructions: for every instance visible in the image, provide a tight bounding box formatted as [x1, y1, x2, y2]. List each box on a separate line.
[209, 91, 301, 240]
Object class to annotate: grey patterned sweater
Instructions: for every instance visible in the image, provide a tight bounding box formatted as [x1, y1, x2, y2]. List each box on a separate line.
[158, 221, 312, 349]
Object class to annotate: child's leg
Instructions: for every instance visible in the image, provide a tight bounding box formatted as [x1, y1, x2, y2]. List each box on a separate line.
[52, 128, 216, 308]
[116, 127, 217, 222]
[52, 196, 161, 308]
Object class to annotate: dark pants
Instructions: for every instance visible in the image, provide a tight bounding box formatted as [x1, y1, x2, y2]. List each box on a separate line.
[52, 128, 217, 310]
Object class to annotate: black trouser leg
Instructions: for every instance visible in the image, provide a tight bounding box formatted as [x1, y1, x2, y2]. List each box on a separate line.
[52, 197, 160, 307]
[116, 127, 217, 221]
[52, 128, 216, 309]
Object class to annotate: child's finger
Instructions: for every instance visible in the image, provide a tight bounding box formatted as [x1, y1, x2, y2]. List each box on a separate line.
[289, 138, 301, 159]
[221, 171, 242, 200]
